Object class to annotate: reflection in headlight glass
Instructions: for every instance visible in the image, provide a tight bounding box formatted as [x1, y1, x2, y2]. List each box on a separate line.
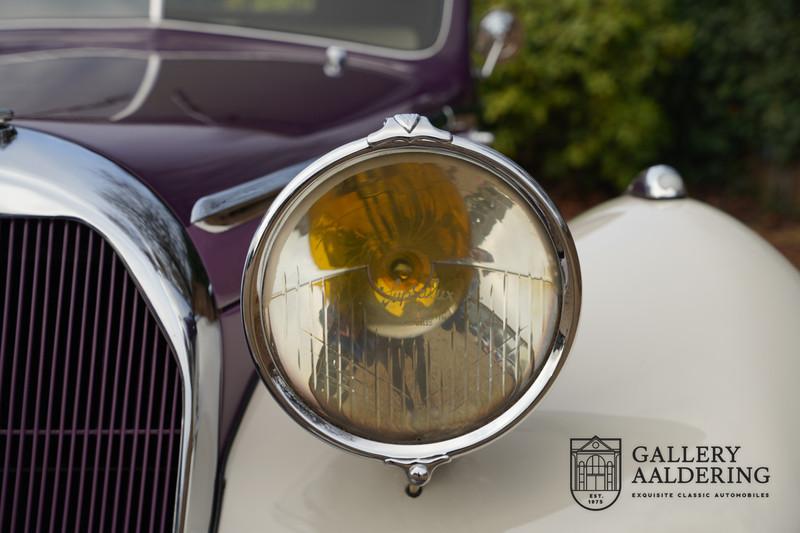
[262, 151, 560, 443]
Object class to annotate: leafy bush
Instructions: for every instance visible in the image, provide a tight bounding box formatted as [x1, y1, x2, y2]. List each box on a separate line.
[474, 0, 800, 201]
[475, 0, 693, 190]
[666, 1, 800, 191]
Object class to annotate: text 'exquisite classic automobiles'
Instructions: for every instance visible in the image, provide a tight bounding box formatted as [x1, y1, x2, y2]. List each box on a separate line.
[1, 1, 799, 532]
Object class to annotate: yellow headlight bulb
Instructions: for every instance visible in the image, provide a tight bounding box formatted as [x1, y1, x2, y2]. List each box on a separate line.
[308, 161, 472, 334]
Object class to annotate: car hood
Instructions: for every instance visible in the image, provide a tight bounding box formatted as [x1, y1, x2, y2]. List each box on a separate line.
[1, 28, 469, 306]
[4, 37, 420, 133]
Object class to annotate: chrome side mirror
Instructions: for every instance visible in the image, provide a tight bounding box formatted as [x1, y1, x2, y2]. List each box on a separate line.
[475, 9, 522, 78]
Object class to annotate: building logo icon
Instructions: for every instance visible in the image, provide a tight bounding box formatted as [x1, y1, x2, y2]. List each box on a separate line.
[570, 437, 622, 510]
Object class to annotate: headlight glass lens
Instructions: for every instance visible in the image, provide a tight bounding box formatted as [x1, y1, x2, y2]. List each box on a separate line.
[257, 150, 561, 444]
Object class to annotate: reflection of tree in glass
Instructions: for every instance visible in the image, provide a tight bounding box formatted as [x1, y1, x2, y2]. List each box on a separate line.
[463, 184, 514, 255]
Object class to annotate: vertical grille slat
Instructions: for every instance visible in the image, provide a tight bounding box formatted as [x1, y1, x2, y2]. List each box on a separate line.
[86, 253, 117, 533]
[13, 220, 43, 533]
[48, 224, 82, 533]
[74, 238, 106, 533]
[122, 312, 150, 533]
[99, 268, 130, 527]
[148, 346, 172, 533]
[34, 221, 69, 533]
[160, 382, 181, 533]
[23, 222, 54, 533]
[1, 220, 29, 529]
[62, 227, 95, 529]
[134, 327, 161, 532]
[0, 218, 183, 533]
[110, 294, 140, 533]
[75, 240, 108, 531]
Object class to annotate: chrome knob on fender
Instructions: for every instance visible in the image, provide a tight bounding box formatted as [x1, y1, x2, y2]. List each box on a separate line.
[628, 164, 687, 200]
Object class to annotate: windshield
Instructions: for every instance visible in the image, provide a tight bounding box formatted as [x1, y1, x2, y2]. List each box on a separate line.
[3, 0, 447, 51]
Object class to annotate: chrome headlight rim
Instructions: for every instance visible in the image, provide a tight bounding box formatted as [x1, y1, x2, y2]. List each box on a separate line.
[242, 115, 581, 465]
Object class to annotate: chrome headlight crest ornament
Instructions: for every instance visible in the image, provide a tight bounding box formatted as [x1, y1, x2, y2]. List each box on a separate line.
[242, 114, 581, 495]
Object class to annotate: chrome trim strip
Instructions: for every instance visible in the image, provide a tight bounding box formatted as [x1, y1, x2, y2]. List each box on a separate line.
[0, 0, 453, 61]
[0, 48, 153, 65]
[0, 47, 413, 74]
[0, 17, 154, 30]
[0, 128, 221, 533]
[110, 52, 162, 122]
[241, 115, 582, 488]
[191, 158, 315, 233]
[0, 48, 316, 64]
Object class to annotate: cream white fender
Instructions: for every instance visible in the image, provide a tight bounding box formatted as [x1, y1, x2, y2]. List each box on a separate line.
[219, 190, 800, 532]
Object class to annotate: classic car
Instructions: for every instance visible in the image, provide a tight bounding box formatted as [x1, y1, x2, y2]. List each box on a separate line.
[1, 1, 798, 532]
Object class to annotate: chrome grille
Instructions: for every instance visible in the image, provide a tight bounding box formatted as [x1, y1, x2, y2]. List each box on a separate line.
[0, 218, 182, 533]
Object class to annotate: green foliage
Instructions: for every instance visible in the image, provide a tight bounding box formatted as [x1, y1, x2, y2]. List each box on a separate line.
[476, 0, 693, 190]
[666, 0, 800, 188]
[475, 0, 800, 197]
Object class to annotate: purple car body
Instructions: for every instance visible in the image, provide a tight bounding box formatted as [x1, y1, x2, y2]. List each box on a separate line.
[0, 0, 471, 457]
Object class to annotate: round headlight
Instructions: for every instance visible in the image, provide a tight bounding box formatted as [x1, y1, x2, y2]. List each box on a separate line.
[242, 115, 580, 493]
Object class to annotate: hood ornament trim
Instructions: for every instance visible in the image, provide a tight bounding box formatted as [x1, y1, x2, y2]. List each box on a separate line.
[367, 113, 452, 146]
[394, 113, 420, 132]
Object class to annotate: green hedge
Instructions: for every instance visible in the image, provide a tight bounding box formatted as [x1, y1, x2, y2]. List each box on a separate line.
[666, 1, 800, 190]
[475, 0, 800, 195]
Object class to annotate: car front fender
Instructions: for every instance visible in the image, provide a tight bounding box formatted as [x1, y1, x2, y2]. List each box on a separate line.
[218, 195, 800, 532]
